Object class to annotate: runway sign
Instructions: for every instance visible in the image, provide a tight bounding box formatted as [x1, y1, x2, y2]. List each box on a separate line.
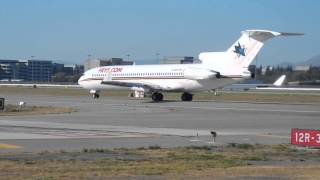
[291, 128, 320, 147]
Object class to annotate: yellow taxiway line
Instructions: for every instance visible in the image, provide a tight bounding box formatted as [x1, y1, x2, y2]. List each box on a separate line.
[0, 143, 22, 149]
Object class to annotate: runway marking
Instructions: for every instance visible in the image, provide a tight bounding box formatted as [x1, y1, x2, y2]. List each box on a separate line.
[0, 143, 22, 149]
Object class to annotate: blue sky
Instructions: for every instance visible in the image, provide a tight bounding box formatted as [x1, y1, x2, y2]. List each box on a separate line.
[0, 0, 319, 65]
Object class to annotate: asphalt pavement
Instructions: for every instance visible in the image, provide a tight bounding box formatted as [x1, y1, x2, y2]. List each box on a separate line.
[0, 93, 319, 152]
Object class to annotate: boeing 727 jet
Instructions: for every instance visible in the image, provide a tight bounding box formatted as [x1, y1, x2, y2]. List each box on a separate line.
[78, 30, 303, 101]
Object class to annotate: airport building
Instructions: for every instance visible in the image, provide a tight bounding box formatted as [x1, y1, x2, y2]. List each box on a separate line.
[0, 59, 28, 81]
[52, 63, 65, 74]
[53, 63, 84, 75]
[0, 59, 53, 82]
[0, 60, 19, 80]
[293, 65, 311, 72]
[84, 58, 134, 71]
[27, 60, 52, 82]
[64, 64, 84, 75]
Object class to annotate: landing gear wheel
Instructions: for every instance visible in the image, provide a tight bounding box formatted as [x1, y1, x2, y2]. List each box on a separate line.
[151, 92, 164, 102]
[93, 93, 100, 99]
[181, 92, 193, 101]
[158, 93, 163, 101]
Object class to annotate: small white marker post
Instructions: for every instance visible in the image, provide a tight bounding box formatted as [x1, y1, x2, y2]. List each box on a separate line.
[18, 101, 26, 111]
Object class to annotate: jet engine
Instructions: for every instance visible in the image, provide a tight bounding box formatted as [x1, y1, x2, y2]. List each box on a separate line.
[184, 68, 219, 80]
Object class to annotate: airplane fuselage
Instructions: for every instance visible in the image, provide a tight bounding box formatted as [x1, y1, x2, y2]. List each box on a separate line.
[78, 63, 241, 93]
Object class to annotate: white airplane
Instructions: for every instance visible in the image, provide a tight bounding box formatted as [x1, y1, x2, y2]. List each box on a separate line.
[257, 75, 287, 88]
[228, 74, 320, 91]
[255, 75, 320, 91]
[257, 87, 320, 91]
[78, 30, 303, 101]
[224, 75, 286, 91]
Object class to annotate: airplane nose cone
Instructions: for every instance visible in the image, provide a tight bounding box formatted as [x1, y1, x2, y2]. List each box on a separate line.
[78, 75, 85, 86]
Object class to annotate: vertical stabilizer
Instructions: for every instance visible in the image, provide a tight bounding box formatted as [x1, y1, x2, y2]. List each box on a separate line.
[227, 30, 283, 69]
[199, 30, 303, 75]
[273, 75, 286, 86]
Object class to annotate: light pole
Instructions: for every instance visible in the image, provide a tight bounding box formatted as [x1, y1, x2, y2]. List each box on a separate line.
[126, 54, 130, 61]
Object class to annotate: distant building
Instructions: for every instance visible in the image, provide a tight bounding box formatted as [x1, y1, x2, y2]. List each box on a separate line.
[294, 65, 310, 72]
[84, 58, 133, 71]
[63, 65, 74, 75]
[0, 60, 18, 80]
[0, 59, 28, 81]
[63, 64, 84, 75]
[17, 60, 28, 80]
[0, 59, 52, 82]
[52, 63, 84, 76]
[160, 56, 194, 64]
[74, 64, 84, 75]
[27, 60, 52, 82]
[53, 63, 64, 74]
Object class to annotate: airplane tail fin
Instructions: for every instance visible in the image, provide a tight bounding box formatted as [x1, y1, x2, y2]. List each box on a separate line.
[273, 75, 286, 86]
[199, 30, 303, 75]
[226, 30, 304, 69]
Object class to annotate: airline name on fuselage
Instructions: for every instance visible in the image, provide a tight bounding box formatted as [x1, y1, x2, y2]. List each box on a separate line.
[98, 67, 123, 73]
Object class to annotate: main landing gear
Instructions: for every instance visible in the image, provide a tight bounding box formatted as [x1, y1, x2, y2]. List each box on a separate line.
[151, 92, 193, 102]
[90, 90, 100, 99]
[151, 92, 163, 102]
[181, 92, 193, 101]
[93, 93, 100, 99]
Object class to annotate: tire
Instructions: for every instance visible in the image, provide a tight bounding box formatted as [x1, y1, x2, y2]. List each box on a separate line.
[93, 93, 100, 99]
[158, 93, 163, 101]
[181, 93, 193, 101]
[152, 93, 158, 101]
[151, 92, 164, 102]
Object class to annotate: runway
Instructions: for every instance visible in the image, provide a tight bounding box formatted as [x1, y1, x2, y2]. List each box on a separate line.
[1, 93, 319, 152]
